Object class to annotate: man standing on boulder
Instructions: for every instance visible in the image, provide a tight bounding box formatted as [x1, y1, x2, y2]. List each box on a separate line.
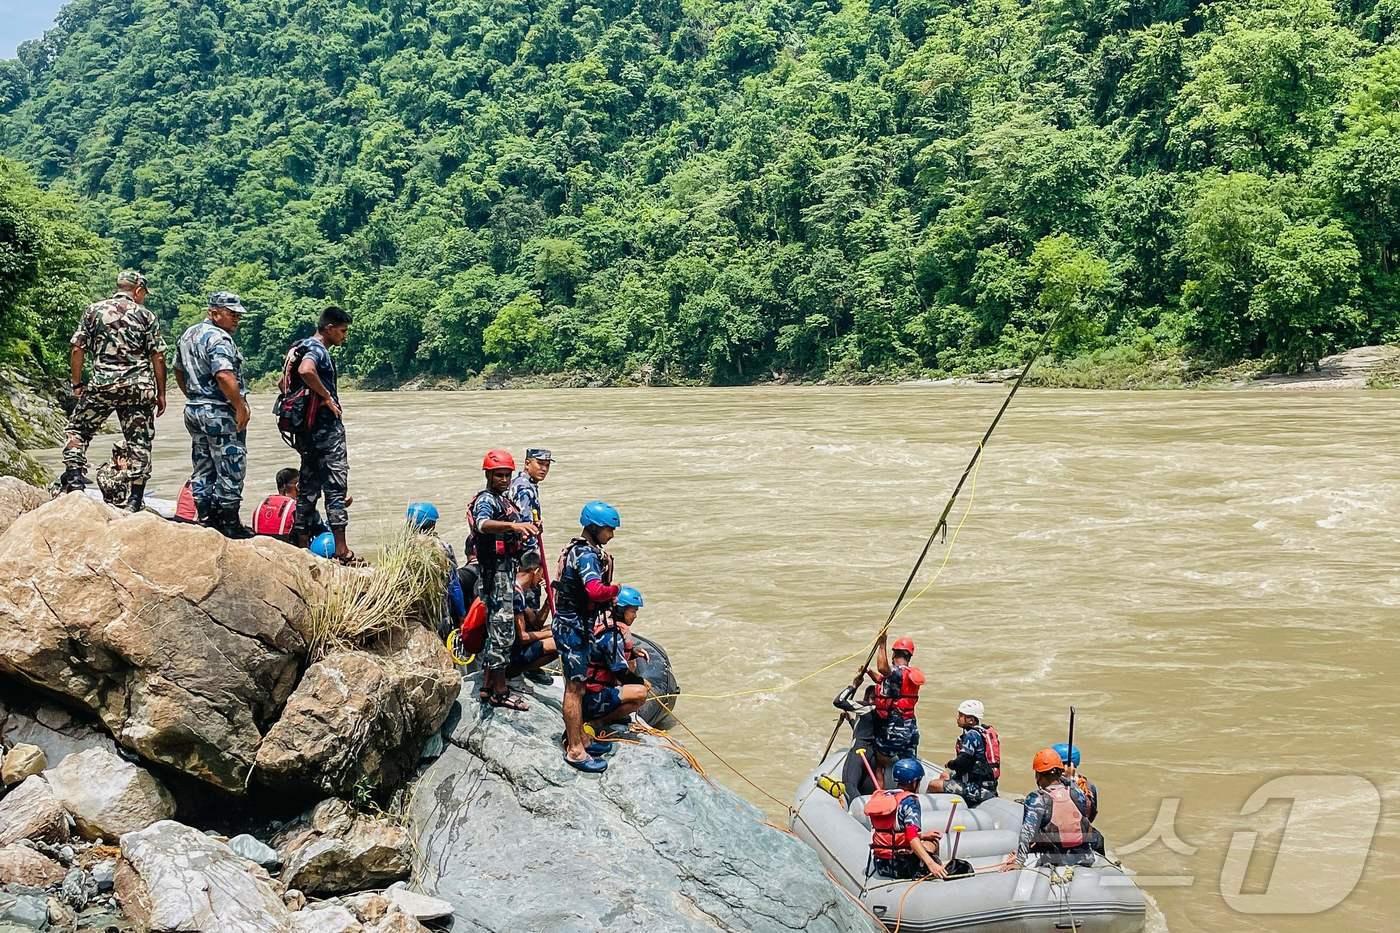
[281, 306, 355, 561]
[173, 292, 253, 538]
[60, 270, 168, 510]
[508, 448, 553, 553]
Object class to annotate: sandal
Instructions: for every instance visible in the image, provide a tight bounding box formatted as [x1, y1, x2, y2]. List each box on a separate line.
[488, 691, 529, 711]
[564, 753, 608, 774]
[334, 549, 367, 567]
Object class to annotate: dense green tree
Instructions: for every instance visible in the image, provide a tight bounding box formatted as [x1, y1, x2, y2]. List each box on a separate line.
[0, 0, 1391, 384]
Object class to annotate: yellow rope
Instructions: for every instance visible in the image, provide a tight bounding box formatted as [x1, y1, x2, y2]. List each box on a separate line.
[646, 442, 984, 704]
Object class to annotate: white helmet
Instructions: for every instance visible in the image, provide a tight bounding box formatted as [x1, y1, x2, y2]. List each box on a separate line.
[957, 699, 984, 720]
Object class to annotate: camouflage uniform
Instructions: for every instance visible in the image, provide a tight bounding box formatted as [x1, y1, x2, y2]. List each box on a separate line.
[1015, 779, 1096, 867]
[63, 291, 166, 483]
[943, 726, 999, 806]
[289, 337, 350, 534]
[175, 319, 248, 511]
[95, 461, 132, 507]
[470, 489, 524, 671]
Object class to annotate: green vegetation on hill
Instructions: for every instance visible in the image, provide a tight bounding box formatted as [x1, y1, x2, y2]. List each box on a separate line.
[1, 0, 1397, 385]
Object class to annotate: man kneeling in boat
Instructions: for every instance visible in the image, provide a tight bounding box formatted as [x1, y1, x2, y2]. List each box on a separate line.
[999, 748, 1096, 871]
[868, 758, 947, 880]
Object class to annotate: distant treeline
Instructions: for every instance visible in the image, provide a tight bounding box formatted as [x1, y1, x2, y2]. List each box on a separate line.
[1, 0, 1396, 384]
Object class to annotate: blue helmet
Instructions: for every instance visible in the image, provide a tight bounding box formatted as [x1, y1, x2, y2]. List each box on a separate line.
[1051, 743, 1081, 767]
[309, 532, 337, 559]
[892, 758, 925, 786]
[406, 502, 440, 529]
[616, 586, 644, 609]
[579, 500, 621, 530]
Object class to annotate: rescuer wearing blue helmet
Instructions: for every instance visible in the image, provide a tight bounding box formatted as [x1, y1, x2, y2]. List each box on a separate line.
[553, 500, 626, 772]
[406, 502, 465, 640]
[1051, 742, 1099, 823]
[866, 757, 947, 880]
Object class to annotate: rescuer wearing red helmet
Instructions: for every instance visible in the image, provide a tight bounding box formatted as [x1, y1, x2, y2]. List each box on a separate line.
[998, 748, 1096, 871]
[856, 632, 926, 772]
[469, 448, 540, 711]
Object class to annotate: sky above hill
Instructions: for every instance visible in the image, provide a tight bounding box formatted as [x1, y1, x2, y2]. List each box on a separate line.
[0, 0, 65, 59]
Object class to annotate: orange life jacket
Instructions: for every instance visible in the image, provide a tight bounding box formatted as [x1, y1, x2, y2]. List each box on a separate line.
[1035, 781, 1088, 850]
[459, 598, 488, 655]
[253, 495, 297, 537]
[872, 664, 924, 719]
[866, 789, 915, 860]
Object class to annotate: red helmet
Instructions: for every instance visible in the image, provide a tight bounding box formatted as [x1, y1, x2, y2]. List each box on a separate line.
[892, 637, 915, 656]
[482, 449, 516, 472]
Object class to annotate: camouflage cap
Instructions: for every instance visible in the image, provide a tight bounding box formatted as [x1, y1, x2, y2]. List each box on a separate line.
[208, 292, 248, 315]
[111, 440, 128, 457]
[116, 270, 150, 293]
[525, 448, 554, 462]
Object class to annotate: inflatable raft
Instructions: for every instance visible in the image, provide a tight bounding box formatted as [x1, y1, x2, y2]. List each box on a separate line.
[633, 633, 679, 728]
[791, 749, 1147, 932]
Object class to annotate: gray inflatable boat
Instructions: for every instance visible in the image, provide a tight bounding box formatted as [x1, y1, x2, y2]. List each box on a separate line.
[791, 749, 1147, 932]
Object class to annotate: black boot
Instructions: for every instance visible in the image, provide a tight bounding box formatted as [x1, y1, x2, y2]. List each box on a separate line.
[196, 501, 211, 524]
[126, 484, 146, 513]
[211, 507, 255, 540]
[58, 467, 88, 493]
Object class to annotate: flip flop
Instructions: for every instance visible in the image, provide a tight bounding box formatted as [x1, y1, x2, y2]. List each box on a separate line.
[564, 753, 608, 773]
[586, 740, 614, 757]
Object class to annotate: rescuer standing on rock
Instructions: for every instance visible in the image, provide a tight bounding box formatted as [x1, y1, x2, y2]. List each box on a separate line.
[174, 292, 253, 538]
[60, 270, 168, 509]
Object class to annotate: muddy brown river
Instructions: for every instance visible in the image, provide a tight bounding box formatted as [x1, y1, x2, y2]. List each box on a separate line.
[42, 386, 1399, 931]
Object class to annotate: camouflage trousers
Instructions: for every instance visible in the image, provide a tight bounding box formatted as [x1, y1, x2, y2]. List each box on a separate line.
[295, 419, 349, 533]
[478, 564, 517, 671]
[63, 382, 156, 482]
[183, 404, 247, 510]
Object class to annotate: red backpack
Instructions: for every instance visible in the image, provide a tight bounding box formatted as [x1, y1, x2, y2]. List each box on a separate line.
[253, 495, 297, 537]
[980, 725, 1002, 780]
[458, 598, 488, 656]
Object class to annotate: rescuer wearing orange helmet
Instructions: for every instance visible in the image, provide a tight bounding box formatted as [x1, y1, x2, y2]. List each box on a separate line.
[998, 748, 1096, 871]
[855, 632, 926, 772]
[468, 449, 540, 711]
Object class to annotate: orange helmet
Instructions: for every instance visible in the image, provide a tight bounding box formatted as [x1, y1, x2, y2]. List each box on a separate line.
[482, 449, 516, 472]
[1032, 748, 1065, 773]
[891, 637, 915, 656]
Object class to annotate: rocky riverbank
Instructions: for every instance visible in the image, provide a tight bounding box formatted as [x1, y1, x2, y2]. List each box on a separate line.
[0, 371, 64, 487]
[0, 485, 875, 932]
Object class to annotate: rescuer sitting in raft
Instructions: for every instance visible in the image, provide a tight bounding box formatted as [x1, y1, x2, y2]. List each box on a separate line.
[1053, 742, 1099, 822]
[861, 633, 925, 769]
[927, 699, 1001, 806]
[867, 758, 947, 881]
[504, 550, 557, 685]
[999, 748, 1096, 871]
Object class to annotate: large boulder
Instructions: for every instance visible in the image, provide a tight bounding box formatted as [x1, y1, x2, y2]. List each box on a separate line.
[116, 820, 294, 932]
[255, 626, 459, 798]
[0, 479, 47, 538]
[409, 684, 882, 933]
[45, 748, 175, 840]
[0, 495, 330, 793]
[0, 844, 66, 886]
[276, 800, 411, 897]
[0, 694, 119, 767]
[0, 776, 69, 845]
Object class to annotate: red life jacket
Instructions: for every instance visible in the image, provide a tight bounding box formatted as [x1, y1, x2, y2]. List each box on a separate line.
[872, 664, 924, 719]
[954, 724, 1002, 781]
[458, 598, 488, 655]
[253, 495, 297, 537]
[866, 789, 915, 860]
[175, 482, 198, 522]
[1036, 782, 1088, 850]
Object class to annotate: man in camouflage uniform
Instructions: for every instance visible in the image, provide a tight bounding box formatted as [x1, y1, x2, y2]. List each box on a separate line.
[61, 270, 168, 510]
[95, 442, 133, 508]
[173, 293, 253, 539]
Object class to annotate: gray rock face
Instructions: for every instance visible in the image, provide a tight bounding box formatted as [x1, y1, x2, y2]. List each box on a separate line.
[0, 776, 68, 846]
[45, 748, 175, 840]
[290, 905, 365, 933]
[0, 887, 48, 929]
[277, 800, 411, 897]
[116, 820, 294, 932]
[227, 833, 280, 869]
[0, 697, 119, 769]
[408, 685, 882, 933]
[382, 883, 452, 921]
[0, 746, 46, 787]
[255, 625, 459, 799]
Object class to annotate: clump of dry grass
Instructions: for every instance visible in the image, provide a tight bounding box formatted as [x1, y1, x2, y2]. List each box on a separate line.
[306, 529, 449, 658]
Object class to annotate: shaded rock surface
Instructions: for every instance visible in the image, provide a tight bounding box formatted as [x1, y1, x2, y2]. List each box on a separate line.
[409, 683, 881, 933]
[0, 494, 330, 793]
[0, 368, 62, 489]
[0, 777, 68, 846]
[256, 626, 459, 799]
[45, 749, 174, 840]
[277, 800, 411, 897]
[0, 479, 48, 539]
[116, 820, 294, 932]
[0, 695, 119, 769]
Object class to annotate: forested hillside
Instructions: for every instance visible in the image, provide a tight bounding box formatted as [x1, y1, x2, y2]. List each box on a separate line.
[1, 0, 1396, 384]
